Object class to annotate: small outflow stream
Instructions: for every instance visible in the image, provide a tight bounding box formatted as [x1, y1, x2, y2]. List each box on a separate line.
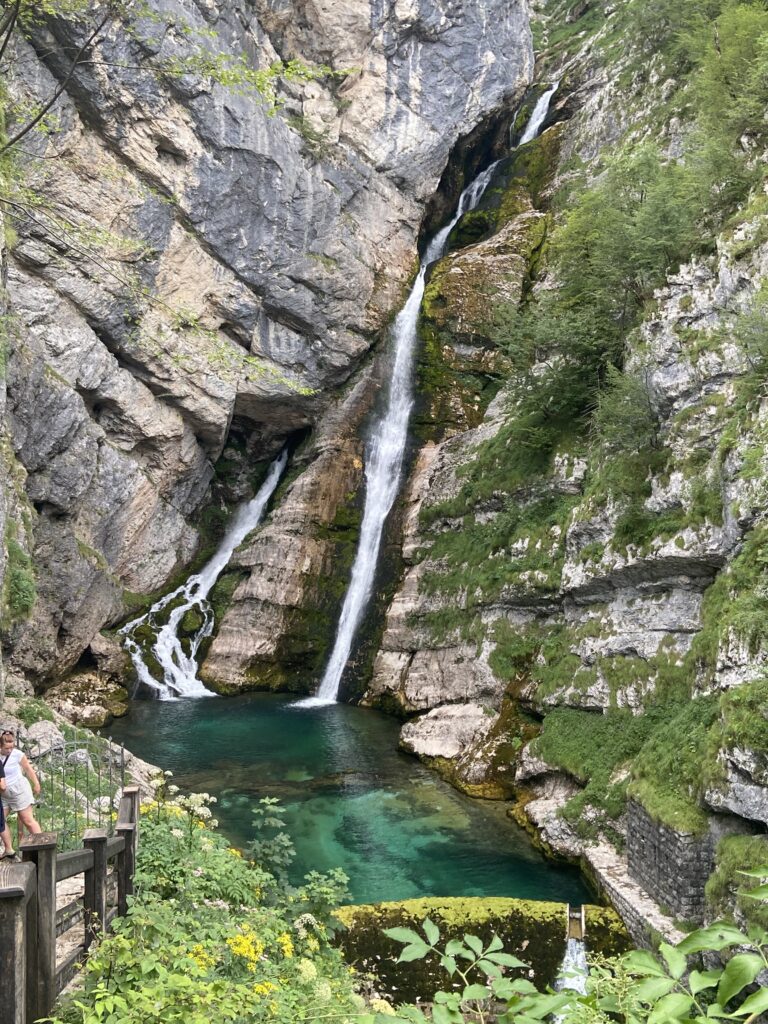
[120, 450, 287, 699]
[301, 82, 559, 706]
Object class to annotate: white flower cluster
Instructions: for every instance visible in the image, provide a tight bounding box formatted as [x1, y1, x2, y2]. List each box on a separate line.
[293, 913, 319, 938]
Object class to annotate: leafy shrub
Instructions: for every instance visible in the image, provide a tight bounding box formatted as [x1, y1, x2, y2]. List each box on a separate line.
[51, 791, 361, 1024]
[377, 909, 768, 1023]
[5, 538, 36, 620]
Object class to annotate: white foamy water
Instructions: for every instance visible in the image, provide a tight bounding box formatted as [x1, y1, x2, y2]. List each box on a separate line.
[519, 82, 559, 145]
[297, 84, 559, 707]
[121, 450, 287, 699]
[557, 938, 589, 995]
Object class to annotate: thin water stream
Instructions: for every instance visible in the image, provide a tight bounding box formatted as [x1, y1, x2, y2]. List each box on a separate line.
[121, 451, 287, 698]
[303, 82, 559, 705]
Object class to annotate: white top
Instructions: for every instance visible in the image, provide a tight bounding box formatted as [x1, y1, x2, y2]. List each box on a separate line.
[2, 748, 23, 783]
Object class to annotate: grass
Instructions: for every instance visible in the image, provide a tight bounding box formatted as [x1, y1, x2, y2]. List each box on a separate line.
[5, 536, 36, 621]
[628, 696, 720, 836]
[529, 706, 665, 845]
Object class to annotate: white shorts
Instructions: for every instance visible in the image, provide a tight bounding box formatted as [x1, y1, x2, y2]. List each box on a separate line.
[3, 776, 34, 814]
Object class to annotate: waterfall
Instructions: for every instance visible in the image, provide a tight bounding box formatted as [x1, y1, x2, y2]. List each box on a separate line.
[121, 450, 287, 700]
[518, 82, 559, 145]
[556, 937, 589, 995]
[298, 83, 560, 708]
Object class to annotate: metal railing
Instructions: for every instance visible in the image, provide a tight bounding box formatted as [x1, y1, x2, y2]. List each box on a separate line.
[25, 735, 127, 850]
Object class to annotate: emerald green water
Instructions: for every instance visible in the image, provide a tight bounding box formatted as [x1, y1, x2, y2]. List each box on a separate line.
[108, 694, 590, 906]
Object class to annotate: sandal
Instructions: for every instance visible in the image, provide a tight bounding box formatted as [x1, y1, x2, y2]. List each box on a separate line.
[0, 850, 17, 860]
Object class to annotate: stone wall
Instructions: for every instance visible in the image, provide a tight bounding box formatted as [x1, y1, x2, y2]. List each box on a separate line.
[626, 800, 716, 922]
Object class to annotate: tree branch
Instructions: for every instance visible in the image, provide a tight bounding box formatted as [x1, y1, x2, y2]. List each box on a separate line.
[0, 8, 113, 157]
[0, 0, 21, 67]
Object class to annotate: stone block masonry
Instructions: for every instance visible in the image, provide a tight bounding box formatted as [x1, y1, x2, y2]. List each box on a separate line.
[626, 800, 716, 922]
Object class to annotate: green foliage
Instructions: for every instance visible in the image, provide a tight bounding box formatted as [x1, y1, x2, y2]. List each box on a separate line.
[532, 708, 665, 842]
[423, 140, 708, 535]
[4, 536, 36, 620]
[690, 525, 768, 686]
[715, 678, 768, 757]
[13, 695, 54, 726]
[707, 836, 768, 930]
[246, 796, 297, 882]
[618, 0, 724, 71]
[420, 491, 575, 610]
[629, 697, 720, 834]
[51, 791, 361, 1024]
[591, 365, 660, 455]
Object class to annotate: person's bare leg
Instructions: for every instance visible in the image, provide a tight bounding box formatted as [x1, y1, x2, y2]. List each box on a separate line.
[0, 821, 14, 855]
[17, 806, 40, 847]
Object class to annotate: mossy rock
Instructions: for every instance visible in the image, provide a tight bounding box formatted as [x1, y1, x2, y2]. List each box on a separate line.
[179, 607, 205, 635]
[45, 673, 130, 728]
[334, 897, 629, 1003]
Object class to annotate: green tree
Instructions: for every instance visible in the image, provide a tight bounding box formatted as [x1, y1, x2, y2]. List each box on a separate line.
[591, 365, 661, 455]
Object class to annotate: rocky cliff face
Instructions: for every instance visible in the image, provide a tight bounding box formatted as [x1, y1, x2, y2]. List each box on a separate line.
[357, 0, 768, 934]
[1, 0, 532, 687]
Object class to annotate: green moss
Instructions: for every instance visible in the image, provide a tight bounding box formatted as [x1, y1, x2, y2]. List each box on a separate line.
[335, 896, 626, 1002]
[446, 208, 496, 250]
[76, 537, 109, 572]
[207, 570, 247, 623]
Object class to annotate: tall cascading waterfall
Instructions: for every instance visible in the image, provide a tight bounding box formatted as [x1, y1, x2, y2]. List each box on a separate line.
[299, 83, 559, 708]
[121, 450, 287, 700]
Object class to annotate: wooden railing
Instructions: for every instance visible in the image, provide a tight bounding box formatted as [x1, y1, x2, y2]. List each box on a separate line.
[0, 785, 140, 1024]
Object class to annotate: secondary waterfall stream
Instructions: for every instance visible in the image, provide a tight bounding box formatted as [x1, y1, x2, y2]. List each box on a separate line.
[302, 82, 559, 706]
[121, 450, 287, 699]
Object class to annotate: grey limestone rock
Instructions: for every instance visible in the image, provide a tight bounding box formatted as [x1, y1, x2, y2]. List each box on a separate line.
[3, 0, 533, 683]
[705, 748, 768, 827]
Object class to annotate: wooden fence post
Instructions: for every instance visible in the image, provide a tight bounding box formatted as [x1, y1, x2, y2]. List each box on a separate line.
[83, 829, 108, 950]
[116, 784, 140, 913]
[0, 859, 37, 1024]
[115, 821, 135, 914]
[21, 832, 58, 1023]
[124, 785, 140, 834]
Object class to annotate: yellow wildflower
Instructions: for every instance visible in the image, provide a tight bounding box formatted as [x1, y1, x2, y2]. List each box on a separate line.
[253, 981, 278, 996]
[306, 936, 319, 952]
[189, 944, 216, 971]
[228, 847, 243, 858]
[226, 925, 265, 972]
[277, 932, 294, 958]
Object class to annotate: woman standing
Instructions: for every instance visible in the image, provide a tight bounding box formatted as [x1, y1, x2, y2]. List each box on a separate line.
[1, 730, 41, 849]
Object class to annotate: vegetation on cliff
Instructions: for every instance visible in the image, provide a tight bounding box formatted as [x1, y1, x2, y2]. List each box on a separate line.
[404, 0, 768, 859]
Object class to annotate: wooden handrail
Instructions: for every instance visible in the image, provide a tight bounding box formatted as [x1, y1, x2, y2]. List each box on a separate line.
[0, 784, 142, 1023]
[56, 847, 94, 881]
